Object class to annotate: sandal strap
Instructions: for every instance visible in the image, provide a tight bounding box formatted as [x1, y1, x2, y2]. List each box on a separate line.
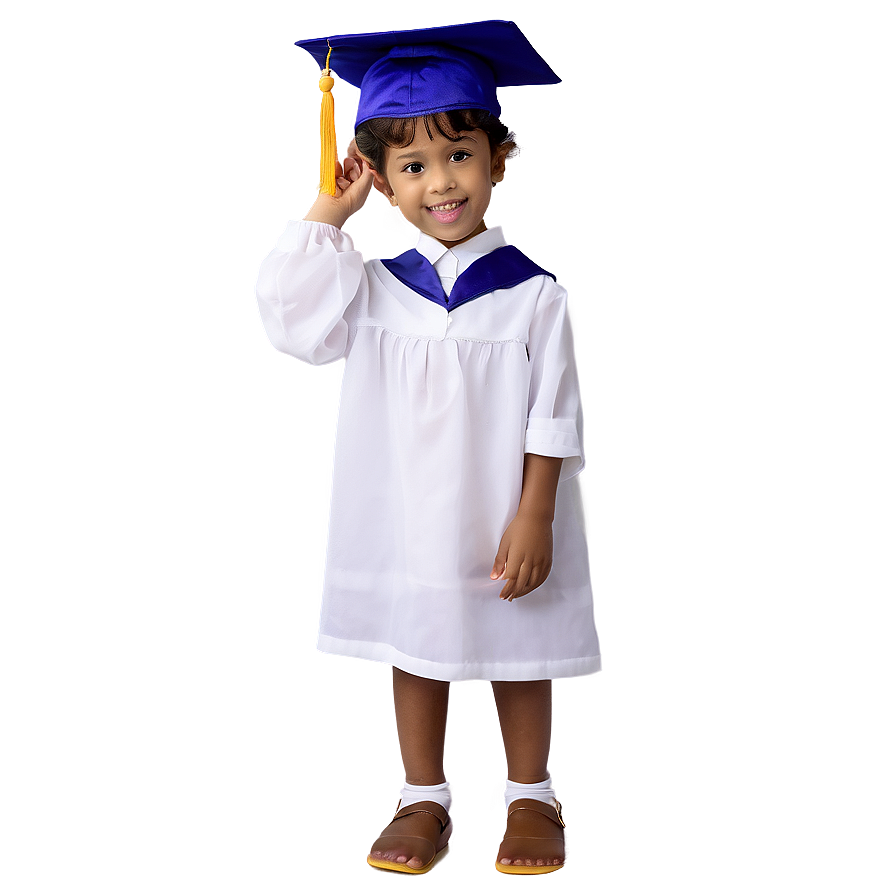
[507, 798, 566, 829]
[392, 800, 450, 832]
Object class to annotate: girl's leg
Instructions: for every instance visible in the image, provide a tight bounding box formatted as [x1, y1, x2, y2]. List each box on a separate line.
[393, 667, 450, 785]
[368, 668, 451, 871]
[491, 679, 552, 783]
[492, 679, 564, 870]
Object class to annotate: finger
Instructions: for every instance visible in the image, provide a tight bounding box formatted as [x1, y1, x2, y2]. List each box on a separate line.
[519, 563, 538, 591]
[501, 560, 527, 599]
[515, 564, 543, 599]
[347, 139, 364, 163]
[345, 166, 375, 206]
[491, 542, 509, 580]
[341, 162, 373, 195]
[510, 562, 534, 600]
[350, 159, 375, 188]
[500, 553, 521, 584]
[349, 152, 367, 177]
[516, 557, 545, 599]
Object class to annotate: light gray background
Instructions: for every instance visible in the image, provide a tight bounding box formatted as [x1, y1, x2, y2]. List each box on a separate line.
[2, 1, 893, 893]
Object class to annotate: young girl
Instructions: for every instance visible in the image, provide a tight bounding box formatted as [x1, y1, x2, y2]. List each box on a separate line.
[256, 21, 600, 875]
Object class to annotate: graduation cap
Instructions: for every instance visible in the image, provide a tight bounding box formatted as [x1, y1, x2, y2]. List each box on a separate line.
[295, 21, 561, 195]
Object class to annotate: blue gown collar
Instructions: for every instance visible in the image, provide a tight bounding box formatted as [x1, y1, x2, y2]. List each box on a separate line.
[381, 245, 555, 312]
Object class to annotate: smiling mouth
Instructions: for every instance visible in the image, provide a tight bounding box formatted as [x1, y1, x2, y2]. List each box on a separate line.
[426, 198, 467, 223]
[428, 199, 465, 211]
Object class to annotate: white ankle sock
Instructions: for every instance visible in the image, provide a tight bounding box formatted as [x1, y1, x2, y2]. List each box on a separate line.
[399, 781, 452, 812]
[504, 777, 557, 810]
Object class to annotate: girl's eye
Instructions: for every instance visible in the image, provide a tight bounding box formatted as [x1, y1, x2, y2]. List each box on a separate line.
[450, 151, 471, 162]
[403, 162, 424, 174]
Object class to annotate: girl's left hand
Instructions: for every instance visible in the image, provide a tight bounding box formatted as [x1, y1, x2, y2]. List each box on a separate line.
[490, 513, 554, 601]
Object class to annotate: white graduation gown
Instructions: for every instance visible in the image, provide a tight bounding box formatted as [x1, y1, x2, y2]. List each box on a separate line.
[256, 221, 601, 681]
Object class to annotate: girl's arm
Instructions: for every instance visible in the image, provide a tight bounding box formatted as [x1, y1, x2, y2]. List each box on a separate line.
[255, 143, 375, 366]
[490, 453, 564, 601]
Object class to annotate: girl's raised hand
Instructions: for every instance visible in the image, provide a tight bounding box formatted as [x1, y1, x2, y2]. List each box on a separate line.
[304, 140, 375, 230]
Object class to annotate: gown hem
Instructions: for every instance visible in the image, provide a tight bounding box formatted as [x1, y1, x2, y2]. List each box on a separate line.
[317, 634, 601, 682]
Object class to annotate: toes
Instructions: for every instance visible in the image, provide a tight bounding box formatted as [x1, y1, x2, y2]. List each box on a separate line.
[504, 855, 562, 867]
[374, 847, 423, 867]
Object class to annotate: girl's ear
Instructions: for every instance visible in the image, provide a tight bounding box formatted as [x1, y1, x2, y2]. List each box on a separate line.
[491, 143, 512, 185]
[369, 168, 395, 204]
[353, 143, 396, 205]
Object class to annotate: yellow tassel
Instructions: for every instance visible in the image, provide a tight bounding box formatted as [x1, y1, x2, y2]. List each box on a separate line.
[319, 43, 337, 196]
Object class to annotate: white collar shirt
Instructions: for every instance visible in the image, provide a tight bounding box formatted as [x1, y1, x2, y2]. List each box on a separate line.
[415, 227, 507, 296]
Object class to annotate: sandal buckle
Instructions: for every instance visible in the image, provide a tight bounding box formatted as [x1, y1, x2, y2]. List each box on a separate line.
[555, 800, 566, 828]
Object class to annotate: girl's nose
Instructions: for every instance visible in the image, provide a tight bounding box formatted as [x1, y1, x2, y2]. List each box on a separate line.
[428, 168, 456, 193]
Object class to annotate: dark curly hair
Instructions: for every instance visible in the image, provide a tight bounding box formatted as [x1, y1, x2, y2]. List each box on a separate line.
[354, 109, 518, 175]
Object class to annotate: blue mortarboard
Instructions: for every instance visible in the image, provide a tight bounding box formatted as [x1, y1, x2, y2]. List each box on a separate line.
[295, 21, 560, 194]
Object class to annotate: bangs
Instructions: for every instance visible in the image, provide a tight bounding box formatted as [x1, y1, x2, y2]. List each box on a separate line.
[364, 111, 480, 148]
[354, 109, 516, 174]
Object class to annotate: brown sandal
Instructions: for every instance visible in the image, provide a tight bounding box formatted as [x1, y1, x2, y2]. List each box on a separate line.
[367, 800, 452, 874]
[495, 797, 566, 874]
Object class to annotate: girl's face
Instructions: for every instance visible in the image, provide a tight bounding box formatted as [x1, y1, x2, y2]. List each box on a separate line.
[374, 123, 509, 249]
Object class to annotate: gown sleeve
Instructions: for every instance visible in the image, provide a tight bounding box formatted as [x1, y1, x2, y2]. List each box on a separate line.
[524, 280, 586, 481]
[255, 220, 367, 366]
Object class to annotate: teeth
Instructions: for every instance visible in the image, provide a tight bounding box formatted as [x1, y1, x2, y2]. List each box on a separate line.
[429, 200, 464, 211]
